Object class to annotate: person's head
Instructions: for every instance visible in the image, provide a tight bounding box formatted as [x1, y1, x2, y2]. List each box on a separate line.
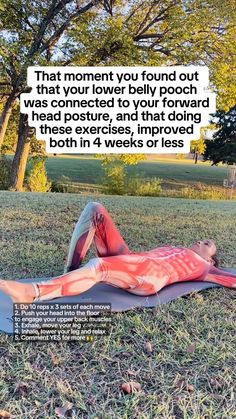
[190, 239, 219, 267]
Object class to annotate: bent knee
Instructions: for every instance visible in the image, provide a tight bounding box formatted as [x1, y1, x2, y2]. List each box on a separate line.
[85, 201, 105, 214]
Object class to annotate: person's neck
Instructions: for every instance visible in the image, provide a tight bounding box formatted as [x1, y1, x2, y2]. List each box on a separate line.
[187, 248, 212, 266]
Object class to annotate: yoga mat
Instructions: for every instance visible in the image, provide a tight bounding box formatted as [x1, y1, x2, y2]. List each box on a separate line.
[1, 268, 235, 335]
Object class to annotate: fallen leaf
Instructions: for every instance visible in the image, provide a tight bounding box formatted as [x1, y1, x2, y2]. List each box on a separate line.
[210, 378, 223, 390]
[55, 401, 73, 418]
[51, 353, 60, 366]
[186, 345, 195, 353]
[121, 381, 141, 394]
[186, 383, 194, 392]
[14, 381, 29, 396]
[144, 341, 153, 353]
[0, 411, 11, 418]
[176, 379, 195, 392]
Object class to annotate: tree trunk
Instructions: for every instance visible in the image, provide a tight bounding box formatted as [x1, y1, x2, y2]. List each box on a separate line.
[194, 152, 198, 164]
[0, 90, 18, 149]
[10, 113, 34, 191]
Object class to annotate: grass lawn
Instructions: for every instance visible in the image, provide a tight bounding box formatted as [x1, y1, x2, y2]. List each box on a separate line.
[0, 192, 235, 418]
[43, 155, 228, 192]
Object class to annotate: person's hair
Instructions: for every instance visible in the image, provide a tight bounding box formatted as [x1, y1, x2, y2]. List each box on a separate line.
[211, 252, 219, 267]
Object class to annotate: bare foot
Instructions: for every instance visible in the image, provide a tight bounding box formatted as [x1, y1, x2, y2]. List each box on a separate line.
[0, 279, 36, 303]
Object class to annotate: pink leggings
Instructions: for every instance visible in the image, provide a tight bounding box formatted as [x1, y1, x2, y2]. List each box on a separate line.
[65, 201, 131, 271]
[33, 202, 133, 301]
[33, 202, 236, 301]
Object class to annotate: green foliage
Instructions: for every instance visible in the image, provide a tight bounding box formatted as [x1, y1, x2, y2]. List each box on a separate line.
[0, 154, 11, 189]
[101, 156, 162, 196]
[51, 176, 76, 193]
[0, 0, 102, 157]
[70, 0, 236, 108]
[190, 138, 206, 164]
[99, 154, 147, 194]
[126, 176, 162, 197]
[180, 183, 226, 200]
[209, 27, 236, 111]
[190, 138, 206, 155]
[98, 153, 146, 166]
[1, 102, 20, 152]
[203, 106, 236, 165]
[1, 0, 236, 161]
[0, 0, 94, 78]
[71, 11, 144, 66]
[102, 158, 126, 195]
[190, 126, 216, 163]
[27, 158, 51, 192]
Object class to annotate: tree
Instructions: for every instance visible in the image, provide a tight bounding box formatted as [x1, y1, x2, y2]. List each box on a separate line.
[203, 106, 236, 165]
[209, 26, 236, 112]
[27, 158, 51, 192]
[1, 0, 236, 189]
[70, 0, 236, 168]
[190, 138, 206, 164]
[0, 0, 107, 147]
[9, 114, 35, 189]
[190, 126, 211, 164]
[70, 0, 236, 70]
[0, 0, 111, 190]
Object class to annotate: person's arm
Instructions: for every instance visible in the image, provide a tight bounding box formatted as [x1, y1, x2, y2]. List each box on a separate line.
[204, 266, 236, 288]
